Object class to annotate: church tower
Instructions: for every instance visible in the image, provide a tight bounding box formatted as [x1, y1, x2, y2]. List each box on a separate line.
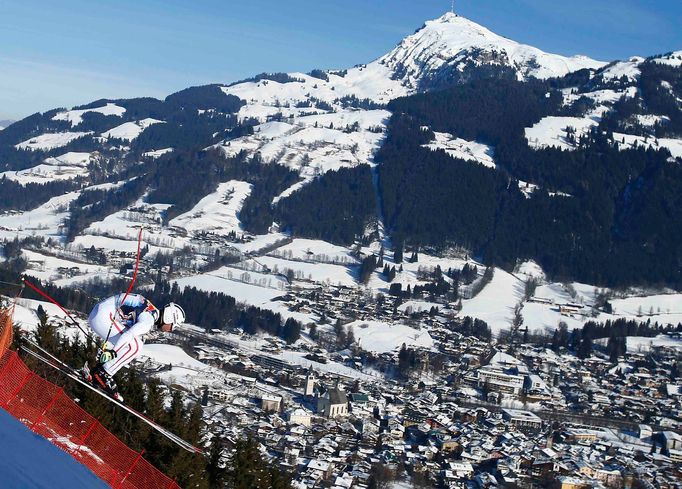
[304, 367, 316, 398]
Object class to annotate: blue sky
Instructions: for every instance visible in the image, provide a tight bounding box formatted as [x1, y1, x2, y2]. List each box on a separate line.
[0, 0, 680, 120]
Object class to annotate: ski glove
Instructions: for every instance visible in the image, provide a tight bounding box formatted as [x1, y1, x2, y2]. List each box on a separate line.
[99, 349, 118, 364]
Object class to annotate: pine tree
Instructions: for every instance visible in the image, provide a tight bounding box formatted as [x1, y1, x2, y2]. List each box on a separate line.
[393, 242, 403, 263]
[282, 317, 301, 344]
[206, 439, 226, 488]
[227, 438, 291, 489]
[577, 337, 593, 359]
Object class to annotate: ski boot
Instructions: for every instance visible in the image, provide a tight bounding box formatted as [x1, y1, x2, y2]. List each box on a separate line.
[81, 362, 93, 383]
[91, 363, 124, 403]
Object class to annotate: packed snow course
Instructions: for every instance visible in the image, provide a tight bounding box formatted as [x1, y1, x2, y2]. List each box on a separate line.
[0, 408, 108, 489]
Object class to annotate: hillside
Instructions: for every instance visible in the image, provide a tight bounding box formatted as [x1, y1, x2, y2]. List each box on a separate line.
[0, 12, 680, 340]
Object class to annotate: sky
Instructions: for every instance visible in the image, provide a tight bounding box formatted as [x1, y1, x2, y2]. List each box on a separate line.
[0, 0, 680, 120]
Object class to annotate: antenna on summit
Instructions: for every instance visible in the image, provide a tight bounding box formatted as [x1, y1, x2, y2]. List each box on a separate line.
[450, 0, 456, 15]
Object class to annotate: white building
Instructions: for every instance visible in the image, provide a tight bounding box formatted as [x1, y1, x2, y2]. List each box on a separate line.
[501, 408, 542, 431]
[317, 387, 349, 418]
[286, 407, 312, 427]
[304, 368, 316, 398]
[464, 351, 530, 396]
[261, 394, 282, 412]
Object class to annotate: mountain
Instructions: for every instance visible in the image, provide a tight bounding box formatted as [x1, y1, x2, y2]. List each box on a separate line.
[378, 12, 606, 90]
[0, 13, 680, 289]
[220, 13, 605, 106]
[0, 120, 14, 130]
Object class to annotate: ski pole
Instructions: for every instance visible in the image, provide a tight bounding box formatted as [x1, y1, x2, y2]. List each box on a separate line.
[105, 226, 144, 350]
[21, 278, 95, 342]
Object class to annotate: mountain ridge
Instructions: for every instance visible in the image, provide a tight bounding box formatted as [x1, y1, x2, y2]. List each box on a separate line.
[0, 13, 680, 289]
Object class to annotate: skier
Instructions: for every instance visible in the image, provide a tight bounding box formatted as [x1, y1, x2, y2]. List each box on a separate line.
[84, 293, 185, 400]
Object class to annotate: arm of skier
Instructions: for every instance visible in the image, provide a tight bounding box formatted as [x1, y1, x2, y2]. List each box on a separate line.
[110, 311, 155, 352]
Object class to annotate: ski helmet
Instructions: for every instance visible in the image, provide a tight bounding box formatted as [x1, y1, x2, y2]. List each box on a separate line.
[161, 303, 185, 329]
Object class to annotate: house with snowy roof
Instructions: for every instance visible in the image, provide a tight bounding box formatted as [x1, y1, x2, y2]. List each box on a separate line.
[317, 387, 349, 418]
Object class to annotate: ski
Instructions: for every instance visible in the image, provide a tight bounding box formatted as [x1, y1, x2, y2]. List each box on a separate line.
[20, 341, 203, 455]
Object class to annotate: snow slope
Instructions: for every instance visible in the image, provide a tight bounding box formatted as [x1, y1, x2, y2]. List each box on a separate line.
[169, 180, 252, 236]
[379, 12, 605, 89]
[652, 50, 682, 67]
[528, 87, 639, 151]
[0, 408, 108, 489]
[269, 238, 358, 265]
[100, 118, 163, 141]
[20, 249, 111, 285]
[0, 152, 95, 184]
[600, 57, 643, 82]
[142, 344, 208, 370]
[525, 116, 598, 150]
[219, 110, 389, 184]
[423, 131, 495, 168]
[349, 320, 434, 353]
[0, 191, 80, 240]
[16, 132, 92, 151]
[53, 102, 126, 126]
[614, 132, 682, 159]
[173, 270, 312, 323]
[624, 335, 682, 352]
[459, 267, 525, 334]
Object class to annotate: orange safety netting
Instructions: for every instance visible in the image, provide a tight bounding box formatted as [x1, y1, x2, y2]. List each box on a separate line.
[0, 307, 13, 354]
[0, 349, 181, 489]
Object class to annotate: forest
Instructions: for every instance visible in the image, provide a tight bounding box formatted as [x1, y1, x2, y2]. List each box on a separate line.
[378, 75, 682, 288]
[276, 165, 377, 245]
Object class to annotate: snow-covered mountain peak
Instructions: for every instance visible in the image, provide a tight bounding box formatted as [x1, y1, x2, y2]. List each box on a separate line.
[378, 12, 606, 90]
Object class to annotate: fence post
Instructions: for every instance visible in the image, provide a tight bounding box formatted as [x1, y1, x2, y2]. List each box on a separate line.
[31, 387, 62, 429]
[74, 418, 98, 457]
[3, 370, 33, 409]
[116, 449, 145, 488]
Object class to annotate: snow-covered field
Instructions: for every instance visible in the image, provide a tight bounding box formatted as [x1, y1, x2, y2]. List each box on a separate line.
[143, 147, 173, 158]
[20, 249, 112, 285]
[614, 132, 682, 159]
[83, 197, 172, 242]
[269, 238, 358, 264]
[525, 116, 598, 150]
[15, 131, 92, 151]
[0, 152, 94, 184]
[600, 57, 643, 82]
[169, 180, 252, 236]
[142, 344, 208, 370]
[459, 267, 525, 333]
[53, 102, 126, 126]
[173, 270, 312, 323]
[652, 50, 682, 67]
[423, 131, 495, 168]
[219, 110, 389, 186]
[348, 320, 434, 353]
[624, 335, 682, 352]
[528, 86, 641, 152]
[256, 255, 356, 287]
[100, 118, 162, 141]
[0, 191, 80, 240]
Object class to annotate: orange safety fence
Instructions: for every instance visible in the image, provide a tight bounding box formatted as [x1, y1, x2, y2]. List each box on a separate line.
[0, 307, 14, 354]
[0, 349, 181, 489]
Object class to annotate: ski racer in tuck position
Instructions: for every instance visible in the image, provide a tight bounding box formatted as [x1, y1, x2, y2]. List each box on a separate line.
[84, 293, 185, 401]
